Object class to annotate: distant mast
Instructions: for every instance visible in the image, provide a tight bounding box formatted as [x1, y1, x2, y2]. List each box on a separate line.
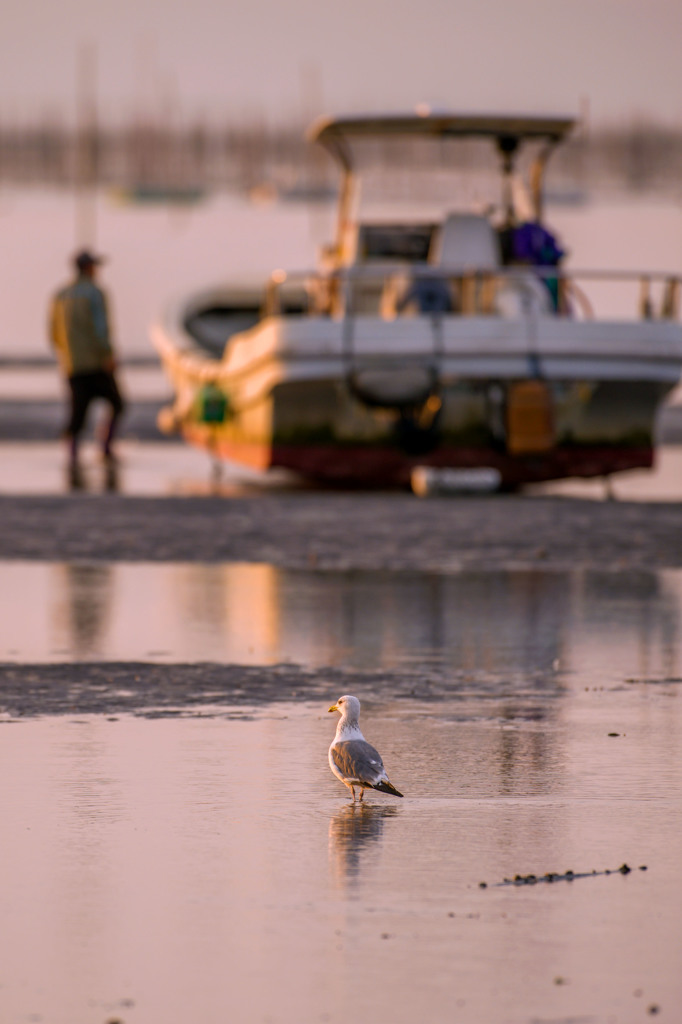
[75, 41, 98, 249]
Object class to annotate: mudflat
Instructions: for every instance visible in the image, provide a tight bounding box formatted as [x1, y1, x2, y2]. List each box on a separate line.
[0, 492, 681, 569]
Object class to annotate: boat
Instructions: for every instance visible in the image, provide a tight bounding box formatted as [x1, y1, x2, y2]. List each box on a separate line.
[151, 110, 682, 489]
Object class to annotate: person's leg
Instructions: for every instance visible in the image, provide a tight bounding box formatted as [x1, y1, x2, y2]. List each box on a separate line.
[66, 375, 93, 463]
[97, 372, 125, 458]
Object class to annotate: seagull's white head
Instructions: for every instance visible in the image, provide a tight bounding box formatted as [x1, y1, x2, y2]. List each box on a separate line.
[328, 694, 361, 723]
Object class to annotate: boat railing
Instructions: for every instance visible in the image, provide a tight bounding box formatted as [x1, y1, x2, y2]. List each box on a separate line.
[263, 265, 682, 324]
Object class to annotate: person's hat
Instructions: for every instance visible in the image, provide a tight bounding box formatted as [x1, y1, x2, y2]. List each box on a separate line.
[74, 249, 105, 270]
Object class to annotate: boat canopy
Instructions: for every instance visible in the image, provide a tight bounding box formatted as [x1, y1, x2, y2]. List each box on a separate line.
[309, 111, 576, 172]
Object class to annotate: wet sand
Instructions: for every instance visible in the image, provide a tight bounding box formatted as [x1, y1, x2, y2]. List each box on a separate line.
[0, 661, 463, 718]
[3, 485, 681, 725]
[1, 490, 681, 570]
[2, 481, 682, 1024]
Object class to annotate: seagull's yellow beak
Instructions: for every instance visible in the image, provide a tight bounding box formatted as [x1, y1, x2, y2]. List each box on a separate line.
[328, 704, 338, 713]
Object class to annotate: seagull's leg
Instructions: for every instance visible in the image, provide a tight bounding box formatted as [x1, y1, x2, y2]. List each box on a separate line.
[350, 785, 356, 803]
[358, 788, 364, 802]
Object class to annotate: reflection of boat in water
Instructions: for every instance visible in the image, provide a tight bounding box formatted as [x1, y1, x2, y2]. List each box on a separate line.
[152, 111, 682, 488]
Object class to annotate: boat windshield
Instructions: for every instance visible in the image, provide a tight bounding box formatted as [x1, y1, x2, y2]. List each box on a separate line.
[347, 135, 539, 223]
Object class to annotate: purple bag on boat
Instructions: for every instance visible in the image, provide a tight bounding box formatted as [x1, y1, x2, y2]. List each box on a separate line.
[512, 222, 564, 265]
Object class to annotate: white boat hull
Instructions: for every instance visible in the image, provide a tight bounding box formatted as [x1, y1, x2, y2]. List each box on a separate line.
[152, 294, 682, 487]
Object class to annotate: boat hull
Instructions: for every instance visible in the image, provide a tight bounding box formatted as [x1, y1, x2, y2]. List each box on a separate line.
[177, 373, 667, 487]
[153, 296, 682, 489]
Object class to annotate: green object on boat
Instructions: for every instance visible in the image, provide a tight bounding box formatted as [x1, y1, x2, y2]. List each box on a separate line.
[196, 384, 231, 424]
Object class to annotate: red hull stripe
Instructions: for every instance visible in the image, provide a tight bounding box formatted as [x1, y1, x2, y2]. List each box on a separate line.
[196, 434, 654, 487]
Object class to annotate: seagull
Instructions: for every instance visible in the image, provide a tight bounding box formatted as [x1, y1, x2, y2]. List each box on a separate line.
[328, 695, 403, 802]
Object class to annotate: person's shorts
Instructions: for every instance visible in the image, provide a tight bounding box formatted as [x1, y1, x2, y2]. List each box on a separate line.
[67, 370, 124, 434]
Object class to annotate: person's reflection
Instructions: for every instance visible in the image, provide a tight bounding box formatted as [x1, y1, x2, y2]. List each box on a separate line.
[57, 563, 113, 658]
[66, 456, 121, 493]
[103, 458, 119, 492]
[67, 459, 85, 491]
[328, 803, 398, 887]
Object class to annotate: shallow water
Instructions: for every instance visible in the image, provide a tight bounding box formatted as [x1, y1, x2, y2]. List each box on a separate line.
[2, 440, 682, 501]
[1, 563, 682, 1022]
[0, 440, 236, 497]
[2, 562, 682, 683]
[1, 691, 680, 1024]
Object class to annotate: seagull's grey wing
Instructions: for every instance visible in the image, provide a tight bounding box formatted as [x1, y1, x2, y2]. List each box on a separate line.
[331, 740, 385, 786]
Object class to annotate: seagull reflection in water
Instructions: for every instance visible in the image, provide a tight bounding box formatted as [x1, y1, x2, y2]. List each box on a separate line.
[328, 803, 399, 885]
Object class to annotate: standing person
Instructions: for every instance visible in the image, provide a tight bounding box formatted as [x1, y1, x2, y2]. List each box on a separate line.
[49, 250, 125, 466]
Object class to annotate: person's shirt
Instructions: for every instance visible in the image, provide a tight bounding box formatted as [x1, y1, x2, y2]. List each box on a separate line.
[49, 274, 114, 375]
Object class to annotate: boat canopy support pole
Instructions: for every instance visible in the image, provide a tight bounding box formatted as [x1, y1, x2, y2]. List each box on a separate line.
[529, 140, 559, 223]
[496, 133, 562, 224]
[315, 134, 356, 266]
[336, 167, 357, 265]
[496, 135, 519, 226]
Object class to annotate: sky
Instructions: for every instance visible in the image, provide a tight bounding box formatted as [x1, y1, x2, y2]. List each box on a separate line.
[1, 0, 681, 128]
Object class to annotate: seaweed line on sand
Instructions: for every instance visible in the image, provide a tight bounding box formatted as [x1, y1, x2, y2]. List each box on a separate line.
[479, 864, 648, 888]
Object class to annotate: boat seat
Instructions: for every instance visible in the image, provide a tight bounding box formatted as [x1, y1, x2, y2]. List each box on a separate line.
[429, 213, 500, 271]
[426, 213, 501, 313]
